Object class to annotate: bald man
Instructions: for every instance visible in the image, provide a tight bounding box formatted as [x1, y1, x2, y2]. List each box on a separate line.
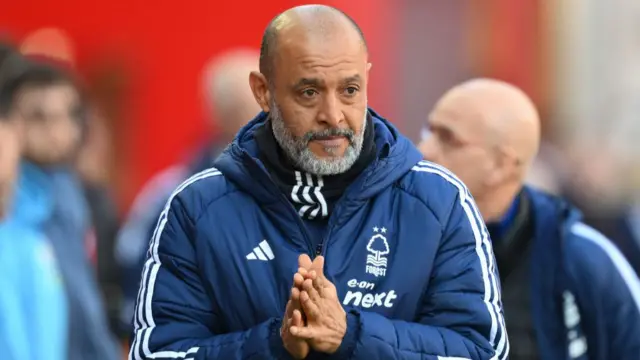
[129, 5, 507, 360]
[116, 49, 260, 336]
[421, 78, 640, 360]
[202, 48, 263, 145]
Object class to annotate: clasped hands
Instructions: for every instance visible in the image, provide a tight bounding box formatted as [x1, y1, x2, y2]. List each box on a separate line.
[280, 254, 347, 359]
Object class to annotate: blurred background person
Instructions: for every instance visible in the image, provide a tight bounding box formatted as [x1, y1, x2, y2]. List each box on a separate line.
[6, 55, 120, 360]
[114, 47, 260, 338]
[0, 42, 22, 218]
[556, 143, 640, 275]
[21, 27, 125, 340]
[75, 103, 122, 335]
[0, 42, 68, 360]
[420, 78, 640, 360]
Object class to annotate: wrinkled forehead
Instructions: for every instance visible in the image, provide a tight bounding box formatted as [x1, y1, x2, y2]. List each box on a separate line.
[274, 31, 368, 85]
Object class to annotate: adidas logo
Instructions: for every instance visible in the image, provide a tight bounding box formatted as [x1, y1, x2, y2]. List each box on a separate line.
[246, 240, 275, 261]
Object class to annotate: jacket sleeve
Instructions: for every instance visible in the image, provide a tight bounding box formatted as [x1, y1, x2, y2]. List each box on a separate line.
[116, 196, 166, 335]
[569, 222, 640, 358]
[0, 233, 68, 360]
[128, 191, 292, 360]
[331, 190, 509, 360]
[0, 241, 32, 360]
[30, 239, 69, 360]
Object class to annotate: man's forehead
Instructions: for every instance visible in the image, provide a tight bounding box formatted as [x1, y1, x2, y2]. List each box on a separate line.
[274, 56, 365, 89]
[278, 33, 365, 59]
[16, 84, 78, 108]
[276, 39, 366, 71]
[430, 95, 487, 139]
[18, 83, 75, 96]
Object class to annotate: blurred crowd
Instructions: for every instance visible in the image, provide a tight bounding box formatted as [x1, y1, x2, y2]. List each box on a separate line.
[1, 8, 640, 360]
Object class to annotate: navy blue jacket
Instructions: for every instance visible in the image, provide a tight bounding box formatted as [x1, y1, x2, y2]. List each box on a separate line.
[526, 186, 640, 359]
[129, 110, 508, 360]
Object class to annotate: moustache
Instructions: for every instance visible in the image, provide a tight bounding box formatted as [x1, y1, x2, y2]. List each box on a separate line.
[303, 128, 355, 143]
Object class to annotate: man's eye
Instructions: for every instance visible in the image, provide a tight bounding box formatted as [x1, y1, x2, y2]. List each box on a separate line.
[344, 87, 359, 96]
[302, 89, 318, 98]
[440, 132, 453, 145]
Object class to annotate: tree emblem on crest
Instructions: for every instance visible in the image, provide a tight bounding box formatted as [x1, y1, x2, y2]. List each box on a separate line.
[366, 233, 389, 266]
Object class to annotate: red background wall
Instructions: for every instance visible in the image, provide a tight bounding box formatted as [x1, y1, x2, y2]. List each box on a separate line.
[467, 0, 546, 127]
[0, 0, 396, 211]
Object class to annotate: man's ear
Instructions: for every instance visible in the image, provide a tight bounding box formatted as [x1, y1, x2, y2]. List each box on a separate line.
[249, 71, 272, 113]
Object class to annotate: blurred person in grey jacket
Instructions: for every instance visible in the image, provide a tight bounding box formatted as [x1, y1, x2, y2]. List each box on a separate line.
[8, 55, 119, 360]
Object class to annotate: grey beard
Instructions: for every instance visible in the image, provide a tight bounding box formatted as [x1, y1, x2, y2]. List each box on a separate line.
[269, 99, 367, 176]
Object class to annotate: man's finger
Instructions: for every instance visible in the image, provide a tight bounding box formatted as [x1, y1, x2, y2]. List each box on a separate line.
[312, 271, 325, 289]
[313, 272, 334, 299]
[298, 254, 312, 269]
[281, 316, 293, 337]
[310, 255, 325, 273]
[292, 309, 304, 327]
[302, 279, 320, 302]
[280, 306, 289, 337]
[285, 299, 294, 318]
[303, 270, 317, 281]
[293, 272, 305, 288]
[291, 287, 301, 303]
[290, 325, 315, 339]
[300, 290, 321, 319]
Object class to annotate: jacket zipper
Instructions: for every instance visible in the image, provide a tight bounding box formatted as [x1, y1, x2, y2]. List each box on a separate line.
[316, 224, 335, 262]
[278, 194, 317, 256]
[315, 201, 347, 262]
[244, 151, 317, 256]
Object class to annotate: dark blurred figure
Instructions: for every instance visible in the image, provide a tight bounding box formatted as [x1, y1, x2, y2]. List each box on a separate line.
[420, 78, 640, 360]
[0, 42, 21, 218]
[559, 145, 640, 276]
[0, 42, 69, 360]
[75, 104, 122, 336]
[115, 48, 260, 337]
[523, 140, 640, 276]
[7, 56, 120, 360]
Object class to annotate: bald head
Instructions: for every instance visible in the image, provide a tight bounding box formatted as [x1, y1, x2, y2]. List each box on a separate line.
[202, 48, 261, 137]
[248, 5, 371, 175]
[443, 78, 540, 167]
[259, 5, 367, 81]
[421, 78, 540, 206]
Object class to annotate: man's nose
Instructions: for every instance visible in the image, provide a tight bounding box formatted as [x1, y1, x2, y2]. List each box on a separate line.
[317, 94, 344, 127]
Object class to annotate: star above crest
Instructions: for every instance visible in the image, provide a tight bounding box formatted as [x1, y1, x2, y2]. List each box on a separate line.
[373, 226, 388, 233]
